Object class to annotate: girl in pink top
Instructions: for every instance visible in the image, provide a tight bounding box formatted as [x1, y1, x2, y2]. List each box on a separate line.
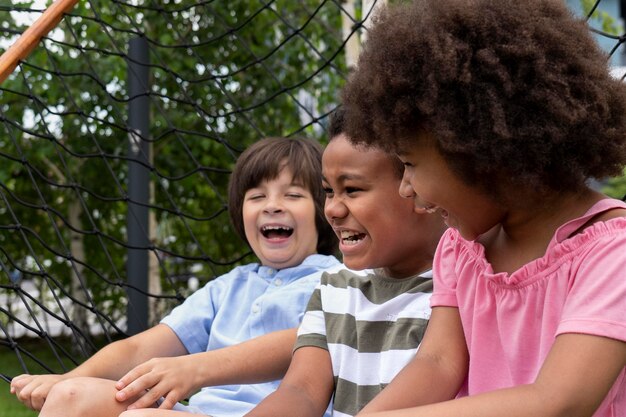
[340, 0, 626, 416]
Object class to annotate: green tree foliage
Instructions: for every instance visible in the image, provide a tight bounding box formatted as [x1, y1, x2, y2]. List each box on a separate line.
[0, 0, 350, 351]
[603, 168, 626, 199]
[580, 0, 622, 34]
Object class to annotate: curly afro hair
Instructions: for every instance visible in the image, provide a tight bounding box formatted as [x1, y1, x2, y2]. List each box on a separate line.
[327, 106, 405, 178]
[341, 0, 626, 198]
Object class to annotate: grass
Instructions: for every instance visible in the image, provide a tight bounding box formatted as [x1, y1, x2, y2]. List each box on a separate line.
[0, 338, 87, 417]
[0, 382, 37, 417]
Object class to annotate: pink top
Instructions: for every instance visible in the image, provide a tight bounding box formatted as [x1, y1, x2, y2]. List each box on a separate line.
[432, 198, 626, 417]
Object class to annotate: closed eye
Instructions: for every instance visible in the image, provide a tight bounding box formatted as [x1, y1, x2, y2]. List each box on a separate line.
[322, 181, 334, 196]
[345, 187, 362, 195]
[246, 194, 265, 201]
[397, 155, 414, 168]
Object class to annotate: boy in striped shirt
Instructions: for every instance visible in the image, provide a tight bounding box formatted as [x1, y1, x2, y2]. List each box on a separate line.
[245, 109, 447, 417]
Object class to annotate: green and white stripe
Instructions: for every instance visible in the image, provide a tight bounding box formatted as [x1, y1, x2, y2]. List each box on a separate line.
[295, 269, 433, 417]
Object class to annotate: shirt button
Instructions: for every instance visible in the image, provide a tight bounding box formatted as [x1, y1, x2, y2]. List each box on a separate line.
[266, 268, 275, 275]
[251, 304, 260, 313]
[274, 279, 283, 286]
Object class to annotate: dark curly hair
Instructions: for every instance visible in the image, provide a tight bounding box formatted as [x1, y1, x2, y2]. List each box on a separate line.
[341, 0, 626, 198]
[327, 106, 404, 179]
[228, 137, 338, 256]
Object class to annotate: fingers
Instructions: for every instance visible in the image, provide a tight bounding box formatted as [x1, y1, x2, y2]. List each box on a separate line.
[116, 360, 176, 408]
[115, 358, 188, 410]
[9, 374, 28, 394]
[10, 374, 48, 411]
[116, 362, 157, 400]
[116, 374, 155, 402]
[116, 364, 146, 390]
[29, 383, 49, 411]
[10, 373, 34, 391]
[125, 386, 170, 410]
[157, 392, 180, 410]
[121, 380, 183, 410]
[11, 374, 37, 409]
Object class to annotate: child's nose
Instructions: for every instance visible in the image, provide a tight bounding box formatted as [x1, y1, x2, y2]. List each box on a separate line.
[399, 175, 416, 198]
[263, 197, 284, 213]
[324, 198, 348, 220]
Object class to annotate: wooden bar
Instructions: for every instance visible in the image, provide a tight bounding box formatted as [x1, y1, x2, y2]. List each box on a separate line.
[0, 0, 79, 84]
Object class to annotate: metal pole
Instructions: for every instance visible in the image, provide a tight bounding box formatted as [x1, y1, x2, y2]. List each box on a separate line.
[126, 37, 150, 335]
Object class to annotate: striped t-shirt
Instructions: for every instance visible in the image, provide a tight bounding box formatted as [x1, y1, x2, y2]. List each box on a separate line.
[294, 268, 433, 417]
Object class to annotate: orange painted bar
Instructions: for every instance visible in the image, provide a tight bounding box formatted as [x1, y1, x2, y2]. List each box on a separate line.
[0, 0, 79, 84]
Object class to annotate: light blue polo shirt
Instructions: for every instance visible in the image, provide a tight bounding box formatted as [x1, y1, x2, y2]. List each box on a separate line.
[161, 253, 342, 417]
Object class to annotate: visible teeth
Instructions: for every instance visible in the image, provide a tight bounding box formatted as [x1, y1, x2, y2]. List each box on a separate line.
[416, 203, 438, 214]
[261, 225, 293, 238]
[340, 230, 364, 245]
[262, 225, 292, 232]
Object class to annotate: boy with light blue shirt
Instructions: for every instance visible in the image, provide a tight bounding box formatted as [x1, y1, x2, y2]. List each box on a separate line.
[159, 254, 342, 416]
[12, 136, 340, 417]
[161, 257, 339, 358]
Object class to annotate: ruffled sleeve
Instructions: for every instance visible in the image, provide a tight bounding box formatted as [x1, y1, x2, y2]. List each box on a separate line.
[557, 217, 626, 342]
[431, 228, 463, 308]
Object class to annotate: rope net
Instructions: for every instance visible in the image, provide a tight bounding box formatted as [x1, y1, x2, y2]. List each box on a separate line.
[0, 0, 624, 385]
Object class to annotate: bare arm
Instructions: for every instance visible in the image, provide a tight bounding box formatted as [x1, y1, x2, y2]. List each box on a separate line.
[358, 332, 626, 417]
[74, 324, 188, 379]
[10, 324, 186, 410]
[116, 328, 298, 409]
[244, 345, 335, 417]
[359, 306, 469, 414]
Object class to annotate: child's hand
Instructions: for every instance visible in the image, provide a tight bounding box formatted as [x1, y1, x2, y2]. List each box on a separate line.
[10, 373, 66, 411]
[115, 355, 199, 410]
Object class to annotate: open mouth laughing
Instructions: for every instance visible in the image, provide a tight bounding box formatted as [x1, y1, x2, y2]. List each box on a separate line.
[261, 225, 294, 239]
